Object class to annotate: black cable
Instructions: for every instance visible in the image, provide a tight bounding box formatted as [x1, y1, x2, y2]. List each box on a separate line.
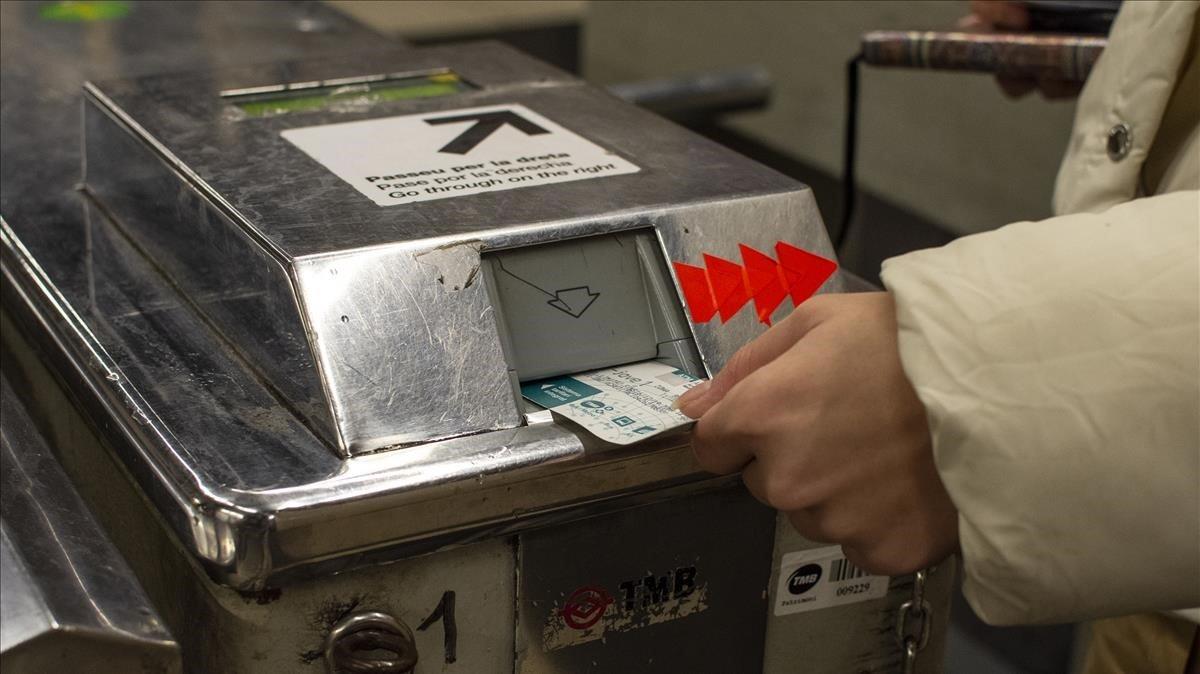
[835, 53, 863, 253]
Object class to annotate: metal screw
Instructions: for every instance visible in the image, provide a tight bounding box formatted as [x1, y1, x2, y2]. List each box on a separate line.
[325, 611, 418, 674]
[1107, 123, 1132, 161]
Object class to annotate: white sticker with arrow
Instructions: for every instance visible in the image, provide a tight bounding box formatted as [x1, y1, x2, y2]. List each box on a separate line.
[280, 103, 641, 206]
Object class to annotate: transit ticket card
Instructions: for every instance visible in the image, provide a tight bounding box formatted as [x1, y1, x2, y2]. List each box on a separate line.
[521, 361, 705, 445]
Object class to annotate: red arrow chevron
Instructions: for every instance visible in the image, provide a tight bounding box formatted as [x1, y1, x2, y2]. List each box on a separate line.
[673, 242, 836, 325]
[672, 262, 717, 323]
[703, 253, 750, 322]
[740, 244, 788, 325]
[776, 241, 838, 309]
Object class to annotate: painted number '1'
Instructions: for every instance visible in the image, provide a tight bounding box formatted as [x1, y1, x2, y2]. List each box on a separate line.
[417, 591, 457, 664]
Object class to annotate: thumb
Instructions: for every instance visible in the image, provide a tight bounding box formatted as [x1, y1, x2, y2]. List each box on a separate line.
[677, 301, 825, 418]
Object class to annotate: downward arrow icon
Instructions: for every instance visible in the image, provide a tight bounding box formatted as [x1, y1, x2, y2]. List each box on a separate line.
[493, 259, 601, 319]
[547, 286, 600, 318]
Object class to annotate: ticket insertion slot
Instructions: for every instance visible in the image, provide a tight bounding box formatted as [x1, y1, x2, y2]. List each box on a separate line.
[482, 230, 704, 400]
[222, 71, 475, 118]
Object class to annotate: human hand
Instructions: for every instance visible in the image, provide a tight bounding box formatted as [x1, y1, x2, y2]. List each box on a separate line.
[958, 0, 1031, 32]
[676, 292, 959, 575]
[958, 0, 1084, 100]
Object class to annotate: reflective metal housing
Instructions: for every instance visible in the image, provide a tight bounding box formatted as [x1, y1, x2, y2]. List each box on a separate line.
[0, 376, 180, 673]
[83, 42, 834, 457]
[4, 7, 840, 590]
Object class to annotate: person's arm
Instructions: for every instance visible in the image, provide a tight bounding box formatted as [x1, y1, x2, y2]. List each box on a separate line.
[678, 190, 1199, 625]
[881, 190, 1199, 624]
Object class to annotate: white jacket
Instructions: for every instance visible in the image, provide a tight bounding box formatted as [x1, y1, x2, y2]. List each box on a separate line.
[880, 0, 1200, 626]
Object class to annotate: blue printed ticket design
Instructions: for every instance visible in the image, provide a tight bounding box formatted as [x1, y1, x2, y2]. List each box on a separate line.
[521, 361, 704, 445]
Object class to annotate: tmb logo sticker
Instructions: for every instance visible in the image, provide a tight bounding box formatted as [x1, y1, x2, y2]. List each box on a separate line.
[560, 586, 613, 630]
[544, 565, 707, 651]
[774, 546, 889, 616]
[787, 563, 822, 596]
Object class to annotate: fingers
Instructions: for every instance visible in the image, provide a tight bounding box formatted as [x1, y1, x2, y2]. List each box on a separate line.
[690, 333, 818, 477]
[690, 351, 789, 475]
[956, 13, 988, 31]
[688, 298, 832, 475]
[1036, 77, 1083, 100]
[676, 332, 782, 419]
[741, 448, 827, 512]
[997, 75, 1084, 100]
[677, 302, 823, 418]
[689, 396, 752, 475]
[997, 76, 1036, 99]
[970, 0, 1030, 30]
[741, 459, 770, 506]
[786, 509, 838, 544]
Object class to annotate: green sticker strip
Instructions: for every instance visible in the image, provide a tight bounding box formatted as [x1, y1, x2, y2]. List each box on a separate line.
[40, 1, 130, 22]
[231, 74, 472, 118]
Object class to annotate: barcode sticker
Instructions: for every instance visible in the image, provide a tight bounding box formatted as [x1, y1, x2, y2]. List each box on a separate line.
[773, 545, 889, 616]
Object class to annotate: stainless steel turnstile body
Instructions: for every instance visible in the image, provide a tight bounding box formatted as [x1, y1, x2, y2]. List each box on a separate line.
[0, 3, 952, 672]
[0, 375, 180, 674]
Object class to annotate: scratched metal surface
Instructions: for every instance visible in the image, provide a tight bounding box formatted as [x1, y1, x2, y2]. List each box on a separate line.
[1, 1, 844, 588]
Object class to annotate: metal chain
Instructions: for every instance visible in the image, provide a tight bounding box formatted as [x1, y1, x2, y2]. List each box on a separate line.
[896, 568, 933, 674]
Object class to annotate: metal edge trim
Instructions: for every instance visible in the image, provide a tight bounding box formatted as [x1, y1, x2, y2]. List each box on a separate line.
[80, 88, 350, 454]
[0, 219, 271, 573]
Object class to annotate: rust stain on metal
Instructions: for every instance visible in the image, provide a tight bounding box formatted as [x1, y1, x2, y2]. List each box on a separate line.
[414, 240, 483, 292]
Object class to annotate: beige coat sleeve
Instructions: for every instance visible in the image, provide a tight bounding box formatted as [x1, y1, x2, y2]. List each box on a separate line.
[880, 190, 1200, 625]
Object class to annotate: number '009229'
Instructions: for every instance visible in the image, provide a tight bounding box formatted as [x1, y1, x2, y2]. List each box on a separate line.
[836, 583, 871, 597]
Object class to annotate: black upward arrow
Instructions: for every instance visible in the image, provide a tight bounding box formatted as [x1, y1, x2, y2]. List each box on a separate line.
[425, 110, 550, 155]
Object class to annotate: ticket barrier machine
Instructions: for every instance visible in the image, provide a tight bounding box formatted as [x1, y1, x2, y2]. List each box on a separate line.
[1, 12, 952, 672]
